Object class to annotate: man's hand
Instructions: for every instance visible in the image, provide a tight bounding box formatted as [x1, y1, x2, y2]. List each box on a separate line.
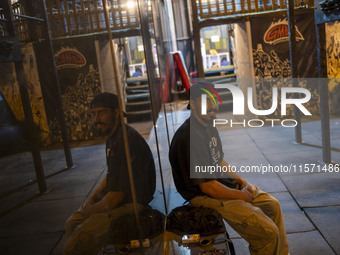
[80, 191, 124, 218]
[80, 202, 94, 218]
[235, 178, 255, 202]
[200, 180, 255, 202]
[235, 178, 254, 194]
[235, 177, 248, 189]
[240, 185, 255, 202]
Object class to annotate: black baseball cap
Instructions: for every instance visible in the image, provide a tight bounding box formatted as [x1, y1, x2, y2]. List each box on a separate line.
[91, 92, 126, 116]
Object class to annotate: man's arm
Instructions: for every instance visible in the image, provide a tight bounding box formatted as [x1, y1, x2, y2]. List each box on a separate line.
[199, 159, 254, 202]
[199, 180, 254, 202]
[82, 175, 125, 218]
[81, 191, 124, 218]
[220, 159, 251, 190]
[87, 176, 107, 204]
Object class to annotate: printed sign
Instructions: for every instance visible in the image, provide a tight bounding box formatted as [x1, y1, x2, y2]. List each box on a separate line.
[55, 47, 86, 69]
[263, 19, 304, 45]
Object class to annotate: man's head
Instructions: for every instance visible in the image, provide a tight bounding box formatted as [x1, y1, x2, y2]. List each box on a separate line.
[90, 92, 121, 135]
[188, 83, 218, 126]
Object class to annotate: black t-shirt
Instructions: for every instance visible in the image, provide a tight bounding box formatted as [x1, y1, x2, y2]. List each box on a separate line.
[105, 124, 156, 205]
[169, 117, 237, 201]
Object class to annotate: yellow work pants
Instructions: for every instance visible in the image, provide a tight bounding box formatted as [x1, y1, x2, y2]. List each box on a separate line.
[64, 203, 143, 255]
[190, 185, 289, 255]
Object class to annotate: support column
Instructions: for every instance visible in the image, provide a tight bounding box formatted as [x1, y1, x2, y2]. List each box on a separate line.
[40, 0, 73, 168]
[190, 0, 204, 78]
[2, 0, 47, 193]
[316, 23, 331, 163]
[287, 0, 302, 144]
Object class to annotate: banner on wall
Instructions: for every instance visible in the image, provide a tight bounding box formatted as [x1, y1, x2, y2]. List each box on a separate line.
[326, 21, 340, 116]
[55, 47, 87, 70]
[49, 37, 101, 143]
[249, 9, 320, 117]
[250, 9, 318, 78]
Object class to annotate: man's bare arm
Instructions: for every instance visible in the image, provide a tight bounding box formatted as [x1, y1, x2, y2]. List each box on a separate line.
[220, 160, 243, 180]
[81, 191, 124, 218]
[220, 159, 253, 191]
[87, 176, 107, 204]
[199, 180, 254, 202]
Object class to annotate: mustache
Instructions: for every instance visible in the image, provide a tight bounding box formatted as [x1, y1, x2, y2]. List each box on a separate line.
[94, 122, 105, 126]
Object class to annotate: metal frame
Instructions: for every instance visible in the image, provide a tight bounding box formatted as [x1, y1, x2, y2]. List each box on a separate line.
[314, 0, 339, 163]
[0, 0, 75, 193]
[1, 0, 47, 193]
[287, 0, 302, 144]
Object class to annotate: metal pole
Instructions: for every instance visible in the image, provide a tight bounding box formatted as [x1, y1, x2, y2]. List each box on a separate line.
[20, 2, 38, 42]
[13, 13, 44, 22]
[137, 0, 169, 215]
[102, 0, 144, 247]
[41, 0, 73, 168]
[2, 0, 47, 193]
[287, 0, 302, 143]
[315, 23, 331, 163]
[191, 0, 204, 78]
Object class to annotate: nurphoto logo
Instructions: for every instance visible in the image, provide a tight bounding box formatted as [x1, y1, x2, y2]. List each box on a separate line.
[199, 83, 312, 128]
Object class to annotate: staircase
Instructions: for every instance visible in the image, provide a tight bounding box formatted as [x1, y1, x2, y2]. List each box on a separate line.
[212, 76, 238, 112]
[125, 77, 152, 123]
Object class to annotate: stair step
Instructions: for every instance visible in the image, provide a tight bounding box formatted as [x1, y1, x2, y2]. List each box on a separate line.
[126, 109, 152, 115]
[126, 84, 149, 90]
[217, 90, 231, 96]
[205, 73, 236, 80]
[125, 92, 150, 100]
[221, 99, 233, 105]
[126, 77, 148, 84]
[126, 89, 150, 95]
[126, 100, 151, 106]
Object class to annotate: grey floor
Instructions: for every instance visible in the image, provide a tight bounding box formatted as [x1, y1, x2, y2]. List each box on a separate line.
[0, 104, 340, 255]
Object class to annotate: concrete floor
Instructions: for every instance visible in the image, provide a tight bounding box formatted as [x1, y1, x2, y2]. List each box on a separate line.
[0, 104, 340, 255]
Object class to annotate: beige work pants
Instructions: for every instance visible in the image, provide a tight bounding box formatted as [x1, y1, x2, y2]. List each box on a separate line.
[190, 185, 289, 255]
[63, 203, 142, 255]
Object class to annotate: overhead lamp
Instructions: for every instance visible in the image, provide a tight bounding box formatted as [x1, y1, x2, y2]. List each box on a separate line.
[126, 1, 135, 9]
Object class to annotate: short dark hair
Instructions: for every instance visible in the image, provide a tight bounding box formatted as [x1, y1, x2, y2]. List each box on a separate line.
[187, 81, 215, 110]
[91, 92, 120, 111]
[90, 92, 127, 117]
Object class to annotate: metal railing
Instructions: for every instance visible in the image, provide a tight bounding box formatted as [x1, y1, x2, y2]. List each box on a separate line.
[45, 0, 140, 38]
[3, 0, 140, 42]
[196, 0, 314, 19]
[0, 1, 43, 43]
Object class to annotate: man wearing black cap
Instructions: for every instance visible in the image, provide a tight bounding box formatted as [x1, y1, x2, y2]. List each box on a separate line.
[64, 92, 156, 255]
[169, 84, 289, 255]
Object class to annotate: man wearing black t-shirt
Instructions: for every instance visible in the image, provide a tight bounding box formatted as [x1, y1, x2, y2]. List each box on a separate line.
[64, 93, 156, 255]
[169, 84, 289, 255]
